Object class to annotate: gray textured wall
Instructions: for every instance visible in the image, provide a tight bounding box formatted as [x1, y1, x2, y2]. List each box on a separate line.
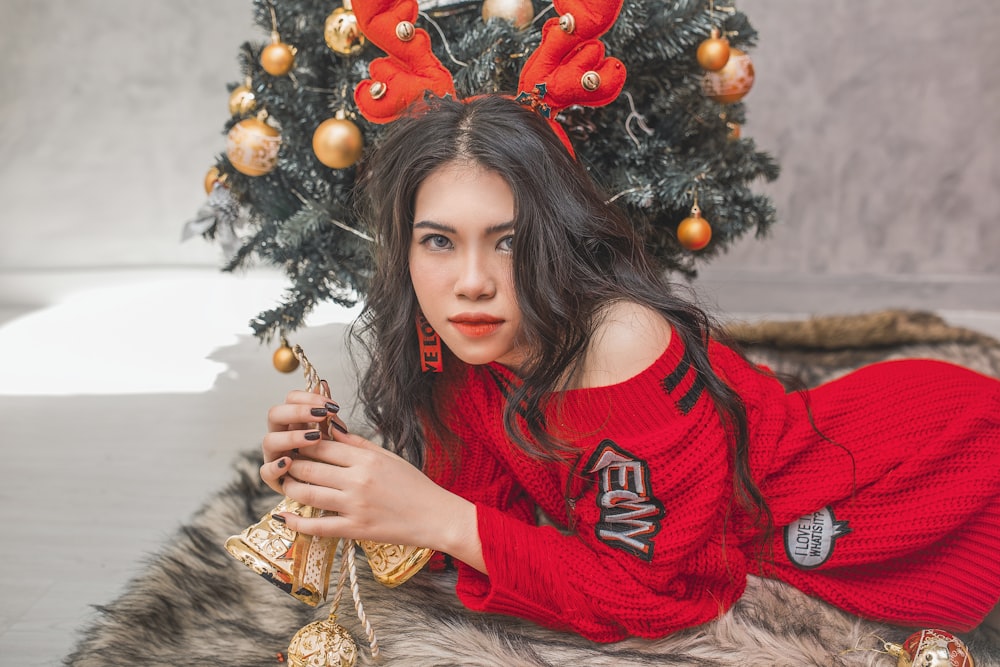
[1, 0, 997, 310]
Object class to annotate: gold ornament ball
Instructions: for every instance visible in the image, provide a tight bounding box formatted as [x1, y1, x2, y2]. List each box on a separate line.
[325, 7, 365, 55]
[677, 208, 712, 251]
[702, 47, 754, 104]
[481, 0, 534, 29]
[226, 118, 281, 176]
[228, 84, 257, 116]
[312, 117, 364, 169]
[287, 617, 357, 667]
[272, 344, 300, 373]
[261, 41, 295, 76]
[697, 29, 731, 71]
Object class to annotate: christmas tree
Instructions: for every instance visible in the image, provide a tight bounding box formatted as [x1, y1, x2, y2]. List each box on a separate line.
[186, 0, 779, 345]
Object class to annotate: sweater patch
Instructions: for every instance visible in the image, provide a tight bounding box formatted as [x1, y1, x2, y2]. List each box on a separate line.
[783, 506, 851, 570]
[660, 354, 705, 415]
[585, 440, 664, 561]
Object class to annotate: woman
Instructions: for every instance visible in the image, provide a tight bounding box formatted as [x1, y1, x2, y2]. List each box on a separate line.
[261, 95, 1000, 642]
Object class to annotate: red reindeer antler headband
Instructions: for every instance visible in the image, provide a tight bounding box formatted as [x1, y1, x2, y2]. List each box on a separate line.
[352, 0, 627, 155]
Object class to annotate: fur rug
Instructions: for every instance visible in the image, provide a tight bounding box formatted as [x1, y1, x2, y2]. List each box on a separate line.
[66, 310, 1000, 666]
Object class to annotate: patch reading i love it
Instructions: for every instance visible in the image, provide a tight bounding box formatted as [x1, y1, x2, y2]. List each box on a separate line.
[783, 506, 851, 570]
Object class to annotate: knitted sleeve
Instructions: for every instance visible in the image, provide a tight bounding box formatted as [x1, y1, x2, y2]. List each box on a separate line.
[435, 343, 755, 642]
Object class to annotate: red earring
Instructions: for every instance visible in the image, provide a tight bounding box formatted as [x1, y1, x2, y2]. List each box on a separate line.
[415, 312, 443, 373]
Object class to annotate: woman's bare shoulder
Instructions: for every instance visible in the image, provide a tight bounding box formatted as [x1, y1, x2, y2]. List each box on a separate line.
[573, 301, 673, 389]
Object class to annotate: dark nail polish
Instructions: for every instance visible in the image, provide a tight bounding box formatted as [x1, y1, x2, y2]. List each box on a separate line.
[271, 513, 286, 524]
[278, 475, 287, 486]
[325, 402, 340, 413]
[331, 421, 348, 434]
[277, 458, 287, 469]
[292, 448, 299, 454]
[304, 430, 322, 441]
[310, 407, 328, 417]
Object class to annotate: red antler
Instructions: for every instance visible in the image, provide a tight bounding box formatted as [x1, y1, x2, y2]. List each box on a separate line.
[353, 0, 457, 124]
[517, 0, 627, 114]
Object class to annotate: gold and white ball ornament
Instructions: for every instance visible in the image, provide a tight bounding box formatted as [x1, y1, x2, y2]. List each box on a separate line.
[261, 33, 296, 76]
[324, 2, 365, 55]
[226, 114, 281, 176]
[702, 47, 754, 104]
[481, 0, 534, 30]
[312, 111, 364, 170]
[677, 204, 712, 251]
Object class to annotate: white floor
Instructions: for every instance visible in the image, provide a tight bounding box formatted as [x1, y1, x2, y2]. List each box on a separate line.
[1, 269, 999, 666]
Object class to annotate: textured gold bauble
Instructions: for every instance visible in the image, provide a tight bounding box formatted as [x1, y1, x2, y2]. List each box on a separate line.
[228, 84, 257, 116]
[324, 7, 365, 55]
[481, 0, 534, 29]
[312, 117, 364, 169]
[287, 617, 357, 667]
[702, 47, 754, 104]
[226, 118, 281, 176]
[677, 206, 712, 251]
[272, 343, 300, 373]
[697, 28, 731, 71]
[261, 41, 296, 76]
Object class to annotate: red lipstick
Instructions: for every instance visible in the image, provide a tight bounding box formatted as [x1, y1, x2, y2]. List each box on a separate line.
[450, 314, 503, 338]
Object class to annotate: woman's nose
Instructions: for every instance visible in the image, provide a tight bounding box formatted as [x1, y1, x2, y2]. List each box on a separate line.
[454, 251, 497, 300]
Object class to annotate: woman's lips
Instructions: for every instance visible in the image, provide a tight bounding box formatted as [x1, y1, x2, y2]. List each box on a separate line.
[450, 316, 503, 338]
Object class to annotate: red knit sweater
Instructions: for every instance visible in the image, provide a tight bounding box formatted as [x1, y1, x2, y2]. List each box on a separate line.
[425, 330, 1000, 642]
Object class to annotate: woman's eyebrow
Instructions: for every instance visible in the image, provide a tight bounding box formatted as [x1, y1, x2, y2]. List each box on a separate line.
[412, 220, 515, 234]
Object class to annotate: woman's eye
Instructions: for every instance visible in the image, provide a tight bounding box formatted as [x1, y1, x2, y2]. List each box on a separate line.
[421, 234, 452, 250]
[498, 235, 514, 252]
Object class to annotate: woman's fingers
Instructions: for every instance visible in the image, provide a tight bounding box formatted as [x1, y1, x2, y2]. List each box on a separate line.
[266, 400, 339, 434]
[261, 427, 325, 462]
[259, 456, 293, 494]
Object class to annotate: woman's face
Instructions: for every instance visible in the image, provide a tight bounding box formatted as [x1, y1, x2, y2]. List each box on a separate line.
[408, 161, 525, 370]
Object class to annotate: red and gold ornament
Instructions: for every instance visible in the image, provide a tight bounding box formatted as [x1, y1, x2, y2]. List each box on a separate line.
[702, 47, 754, 104]
[885, 629, 975, 667]
[677, 203, 712, 251]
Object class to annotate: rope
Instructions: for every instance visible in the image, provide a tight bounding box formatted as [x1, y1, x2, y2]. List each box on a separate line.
[291, 343, 381, 659]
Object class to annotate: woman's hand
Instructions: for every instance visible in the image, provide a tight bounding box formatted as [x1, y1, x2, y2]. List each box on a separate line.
[259, 390, 485, 570]
[260, 389, 346, 493]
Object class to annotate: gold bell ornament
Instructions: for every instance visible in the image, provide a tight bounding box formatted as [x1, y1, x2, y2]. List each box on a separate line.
[224, 344, 435, 664]
[324, 0, 365, 56]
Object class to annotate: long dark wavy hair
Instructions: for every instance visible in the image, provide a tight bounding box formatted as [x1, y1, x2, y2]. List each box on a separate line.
[353, 95, 772, 546]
